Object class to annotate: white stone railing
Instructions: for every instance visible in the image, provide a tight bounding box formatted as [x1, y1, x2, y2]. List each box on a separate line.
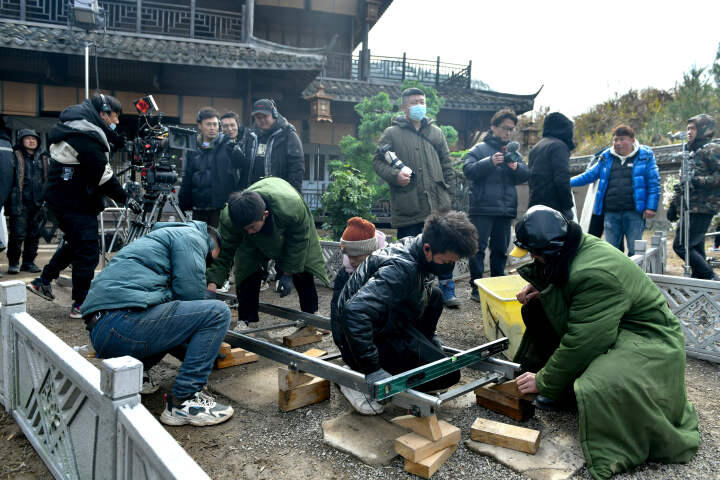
[630, 231, 667, 274]
[0, 280, 209, 480]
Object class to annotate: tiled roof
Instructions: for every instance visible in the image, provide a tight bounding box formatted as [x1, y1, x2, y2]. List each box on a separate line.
[302, 78, 537, 114]
[0, 20, 325, 71]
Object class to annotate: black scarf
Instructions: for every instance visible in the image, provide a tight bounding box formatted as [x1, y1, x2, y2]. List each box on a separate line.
[483, 130, 507, 150]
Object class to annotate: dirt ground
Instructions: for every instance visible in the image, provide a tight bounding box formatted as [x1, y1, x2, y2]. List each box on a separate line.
[1, 236, 719, 480]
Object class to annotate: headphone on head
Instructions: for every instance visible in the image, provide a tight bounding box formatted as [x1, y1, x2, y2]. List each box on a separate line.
[99, 93, 112, 113]
[268, 99, 278, 119]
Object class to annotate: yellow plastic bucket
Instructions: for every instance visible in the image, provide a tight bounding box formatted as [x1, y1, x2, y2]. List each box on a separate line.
[474, 275, 528, 360]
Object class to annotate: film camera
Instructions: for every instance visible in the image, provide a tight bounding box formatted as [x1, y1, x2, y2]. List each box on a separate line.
[125, 95, 196, 193]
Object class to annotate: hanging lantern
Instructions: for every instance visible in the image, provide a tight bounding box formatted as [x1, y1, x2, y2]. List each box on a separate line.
[306, 84, 333, 123]
[366, 0, 381, 22]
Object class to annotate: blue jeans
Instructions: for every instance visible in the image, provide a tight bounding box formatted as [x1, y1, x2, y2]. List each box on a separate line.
[604, 210, 645, 256]
[90, 300, 231, 400]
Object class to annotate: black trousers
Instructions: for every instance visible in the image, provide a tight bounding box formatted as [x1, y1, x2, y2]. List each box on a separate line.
[236, 269, 319, 323]
[341, 287, 460, 393]
[192, 209, 221, 228]
[41, 211, 99, 304]
[468, 215, 511, 282]
[7, 204, 41, 266]
[673, 213, 715, 279]
[588, 213, 604, 238]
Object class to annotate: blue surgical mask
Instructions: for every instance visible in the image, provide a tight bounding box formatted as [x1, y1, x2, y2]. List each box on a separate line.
[408, 104, 426, 122]
[108, 122, 117, 131]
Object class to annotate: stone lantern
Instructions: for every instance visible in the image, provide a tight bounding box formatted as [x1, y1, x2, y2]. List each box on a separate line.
[307, 84, 333, 123]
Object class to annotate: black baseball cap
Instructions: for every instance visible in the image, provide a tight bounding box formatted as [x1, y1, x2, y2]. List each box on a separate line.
[252, 99, 275, 116]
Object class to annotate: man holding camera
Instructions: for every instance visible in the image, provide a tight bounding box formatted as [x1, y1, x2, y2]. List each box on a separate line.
[206, 177, 329, 325]
[667, 114, 720, 279]
[372, 87, 459, 307]
[463, 109, 529, 301]
[571, 125, 660, 256]
[179, 107, 244, 228]
[27, 94, 140, 319]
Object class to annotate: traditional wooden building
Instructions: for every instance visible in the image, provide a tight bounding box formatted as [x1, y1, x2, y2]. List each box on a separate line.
[0, 0, 536, 208]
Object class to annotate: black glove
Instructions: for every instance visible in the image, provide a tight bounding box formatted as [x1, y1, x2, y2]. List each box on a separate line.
[365, 368, 392, 391]
[667, 203, 679, 222]
[278, 274, 294, 297]
[126, 198, 142, 215]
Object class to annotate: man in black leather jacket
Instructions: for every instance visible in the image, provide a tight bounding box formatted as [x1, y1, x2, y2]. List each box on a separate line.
[332, 211, 478, 414]
[463, 109, 529, 301]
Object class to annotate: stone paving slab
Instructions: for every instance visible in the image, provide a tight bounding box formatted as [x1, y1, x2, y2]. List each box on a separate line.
[322, 411, 408, 466]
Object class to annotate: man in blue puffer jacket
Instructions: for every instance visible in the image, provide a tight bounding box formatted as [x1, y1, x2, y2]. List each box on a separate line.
[570, 124, 659, 256]
[81, 221, 234, 427]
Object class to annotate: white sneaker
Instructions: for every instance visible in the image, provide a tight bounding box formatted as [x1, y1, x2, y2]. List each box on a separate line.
[160, 390, 234, 426]
[141, 371, 160, 395]
[339, 384, 384, 415]
[217, 280, 231, 293]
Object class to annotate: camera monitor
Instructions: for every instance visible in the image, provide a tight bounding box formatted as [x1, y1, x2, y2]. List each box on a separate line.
[168, 126, 197, 151]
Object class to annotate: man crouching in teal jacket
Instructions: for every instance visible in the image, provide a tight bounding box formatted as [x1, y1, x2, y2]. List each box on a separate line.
[81, 221, 234, 427]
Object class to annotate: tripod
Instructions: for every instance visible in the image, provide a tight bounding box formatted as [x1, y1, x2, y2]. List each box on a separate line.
[676, 136, 694, 277]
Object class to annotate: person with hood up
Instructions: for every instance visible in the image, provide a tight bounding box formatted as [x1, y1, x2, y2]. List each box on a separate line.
[667, 113, 720, 279]
[511, 205, 699, 480]
[26, 94, 140, 318]
[570, 124, 660, 256]
[179, 107, 246, 228]
[372, 87, 460, 308]
[463, 108, 529, 301]
[81, 221, 234, 427]
[527, 112, 576, 219]
[242, 99, 304, 192]
[7, 129, 49, 275]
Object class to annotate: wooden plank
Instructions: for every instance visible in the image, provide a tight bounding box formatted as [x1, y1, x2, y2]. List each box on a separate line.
[283, 326, 323, 347]
[394, 420, 460, 463]
[215, 348, 259, 369]
[218, 342, 231, 357]
[474, 383, 520, 409]
[278, 367, 315, 390]
[404, 444, 457, 479]
[475, 394, 535, 422]
[303, 348, 327, 358]
[278, 376, 330, 412]
[491, 379, 538, 401]
[391, 414, 442, 441]
[470, 417, 541, 454]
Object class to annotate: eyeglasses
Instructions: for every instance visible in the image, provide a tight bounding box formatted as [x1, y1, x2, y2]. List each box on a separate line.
[500, 126, 516, 132]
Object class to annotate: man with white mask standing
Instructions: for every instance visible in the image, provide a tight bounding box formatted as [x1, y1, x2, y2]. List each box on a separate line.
[372, 87, 459, 306]
[570, 124, 660, 256]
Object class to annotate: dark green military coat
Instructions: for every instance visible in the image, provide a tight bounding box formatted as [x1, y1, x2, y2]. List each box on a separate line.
[518, 234, 699, 480]
[373, 116, 455, 228]
[206, 177, 330, 288]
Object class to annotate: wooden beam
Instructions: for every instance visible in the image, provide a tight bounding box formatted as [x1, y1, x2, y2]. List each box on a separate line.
[278, 376, 330, 412]
[283, 326, 323, 347]
[491, 379, 538, 402]
[470, 418, 541, 454]
[394, 420, 460, 463]
[303, 348, 327, 358]
[216, 348, 259, 369]
[278, 367, 315, 390]
[391, 414, 442, 441]
[404, 444, 457, 479]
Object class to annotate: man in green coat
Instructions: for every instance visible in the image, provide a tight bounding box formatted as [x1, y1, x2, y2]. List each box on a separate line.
[511, 206, 699, 480]
[373, 87, 460, 307]
[206, 177, 329, 324]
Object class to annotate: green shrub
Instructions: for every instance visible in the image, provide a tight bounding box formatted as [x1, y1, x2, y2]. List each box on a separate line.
[321, 163, 376, 240]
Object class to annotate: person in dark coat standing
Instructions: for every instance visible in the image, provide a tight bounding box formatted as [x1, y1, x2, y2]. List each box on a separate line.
[242, 99, 304, 192]
[463, 109, 529, 301]
[332, 211, 477, 415]
[7, 129, 49, 274]
[528, 112, 576, 219]
[0, 123, 14, 273]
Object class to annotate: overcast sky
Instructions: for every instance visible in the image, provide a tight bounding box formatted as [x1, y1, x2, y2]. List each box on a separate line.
[363, 0, 720, 118]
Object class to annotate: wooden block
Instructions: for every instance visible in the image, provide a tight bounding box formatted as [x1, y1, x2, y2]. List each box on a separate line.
[394, 420, 460, 463]
[474, 383, 520, 409]
[283, 326, 323, 347]
[470, 417, 541, 454]
[404, 444, 457, 479]
[492, 379, 538, 401]
[278, 376, 330, 412]
[215, 348, 259, 369]
[303, 348, 327, 358]
[391, 414, 442, 441]
[278, 367, 315, 390]
[218, 342, 231, 357]
[475, 394, 535, 422]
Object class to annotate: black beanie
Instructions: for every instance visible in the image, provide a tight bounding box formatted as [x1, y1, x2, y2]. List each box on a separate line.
[228, 190, 266, 228]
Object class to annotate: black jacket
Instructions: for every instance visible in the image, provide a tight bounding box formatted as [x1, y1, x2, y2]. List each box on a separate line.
[463, 132, 529, 217]
[179, 133, 245, 211]
[7, 145, 49, 215]
[0, 131, 14, 208]
[528, 113, 575, 216]
[333, 235, 436, 374]
[245, 115, 304, 192]
[44, 100, 127, 215]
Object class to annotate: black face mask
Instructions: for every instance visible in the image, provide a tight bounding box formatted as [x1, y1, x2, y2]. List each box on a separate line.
[425, 261, 455, 277]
